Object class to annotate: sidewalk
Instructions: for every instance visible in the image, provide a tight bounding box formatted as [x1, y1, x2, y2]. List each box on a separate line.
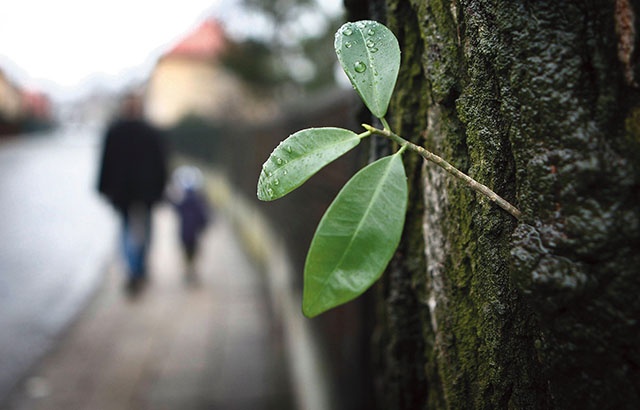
[4, 205, 293, 410]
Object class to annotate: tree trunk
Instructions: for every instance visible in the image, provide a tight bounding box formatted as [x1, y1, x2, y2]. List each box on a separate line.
[345, 1, 640, 409]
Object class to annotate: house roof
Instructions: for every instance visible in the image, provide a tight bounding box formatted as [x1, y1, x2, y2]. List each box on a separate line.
[164, 19, 227, 60]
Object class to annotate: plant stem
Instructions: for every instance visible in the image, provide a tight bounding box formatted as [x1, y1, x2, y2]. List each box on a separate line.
[381, 117, 392, 131]
[363, 124, 523, 221]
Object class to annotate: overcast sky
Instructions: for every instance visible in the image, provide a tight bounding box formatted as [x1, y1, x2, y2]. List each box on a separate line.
[0, 0, 343, 101]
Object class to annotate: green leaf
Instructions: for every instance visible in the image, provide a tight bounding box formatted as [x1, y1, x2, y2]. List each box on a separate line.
[302, 153, 408, 317]
[334, 20, 400, 119]
[257, 127, 361, 201]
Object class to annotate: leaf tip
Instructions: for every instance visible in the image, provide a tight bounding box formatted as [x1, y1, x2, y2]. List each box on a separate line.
[301, 307, 317, 319]
[256, 181, 277, 201]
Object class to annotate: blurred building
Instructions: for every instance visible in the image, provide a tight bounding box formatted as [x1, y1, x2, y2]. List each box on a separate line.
[0, 69, 24, 133]
[0, 68, 53, 135]
[146, 19, 276, 128]
[20, 89, 53, 131]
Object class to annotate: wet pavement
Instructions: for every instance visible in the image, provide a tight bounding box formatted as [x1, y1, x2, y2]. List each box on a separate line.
[4, 206, 292, 410]
[0, 128, 115, 402]
[0, 128, 293, 409]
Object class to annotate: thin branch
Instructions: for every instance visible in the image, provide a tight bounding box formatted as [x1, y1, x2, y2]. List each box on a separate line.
[363, 124, 523, 221]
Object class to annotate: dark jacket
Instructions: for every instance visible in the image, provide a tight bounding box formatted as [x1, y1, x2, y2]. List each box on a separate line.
[175, 188, 209, 247]
[97, 119, 168, 211]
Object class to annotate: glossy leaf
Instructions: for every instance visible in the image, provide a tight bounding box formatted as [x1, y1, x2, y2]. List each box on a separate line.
[257, 127, 361, 201]
[302, 153, 408, 317]
[334, 20, 400, 119]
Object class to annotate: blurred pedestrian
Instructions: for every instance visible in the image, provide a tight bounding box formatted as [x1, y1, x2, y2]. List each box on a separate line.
[97, 92, 168, 294]
[167, 165, 210, 281]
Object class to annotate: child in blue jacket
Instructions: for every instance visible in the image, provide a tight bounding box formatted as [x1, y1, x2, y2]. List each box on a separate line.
[169, 166, 210, 277]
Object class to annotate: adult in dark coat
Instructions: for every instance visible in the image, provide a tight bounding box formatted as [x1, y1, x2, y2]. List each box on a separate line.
[97, 93, 168, 292]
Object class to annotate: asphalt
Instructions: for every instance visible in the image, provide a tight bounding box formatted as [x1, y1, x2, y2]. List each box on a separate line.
[3, 205, 294, 410]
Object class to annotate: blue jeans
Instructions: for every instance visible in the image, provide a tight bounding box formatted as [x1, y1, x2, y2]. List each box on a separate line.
[121, 204, 152, 279]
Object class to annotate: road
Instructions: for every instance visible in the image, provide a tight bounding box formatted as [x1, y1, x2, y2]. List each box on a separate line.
[0, 127, 116, 402]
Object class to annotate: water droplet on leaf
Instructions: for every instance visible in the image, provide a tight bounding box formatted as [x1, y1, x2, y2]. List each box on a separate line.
[354, 61, 367, 73]
[343, 27, 353, 36]
[367, 28, 375, 36]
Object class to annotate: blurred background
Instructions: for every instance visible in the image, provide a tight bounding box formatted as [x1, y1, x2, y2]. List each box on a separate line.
[0, 1, 377, 409]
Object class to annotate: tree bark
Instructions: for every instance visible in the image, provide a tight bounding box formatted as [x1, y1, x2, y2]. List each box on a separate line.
[346, 1, 640, 409]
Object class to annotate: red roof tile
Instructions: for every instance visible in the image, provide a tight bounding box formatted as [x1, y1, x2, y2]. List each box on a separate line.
[165, 19, 227, 60]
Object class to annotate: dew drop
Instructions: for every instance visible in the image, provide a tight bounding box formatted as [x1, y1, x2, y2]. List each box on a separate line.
[343, 27, 353, 36]
[276, 157, 283, 165]
[267, 188, 274, 198]
[370, 47, 379, 53]
[354, 61, 367, 73]
[367, 28, 375, 36]
[345, 41, 353, 49]
[273, 179, 280, 186]
[366, 39, 375, 48]
[285, 145, 292, 153]
[283, 170, 288, 175]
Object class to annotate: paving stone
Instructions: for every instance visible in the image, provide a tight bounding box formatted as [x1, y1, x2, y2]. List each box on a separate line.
[5, 206, 293, 410]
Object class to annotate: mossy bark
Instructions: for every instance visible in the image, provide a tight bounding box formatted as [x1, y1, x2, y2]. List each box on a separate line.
[346, 1, 640, 409]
